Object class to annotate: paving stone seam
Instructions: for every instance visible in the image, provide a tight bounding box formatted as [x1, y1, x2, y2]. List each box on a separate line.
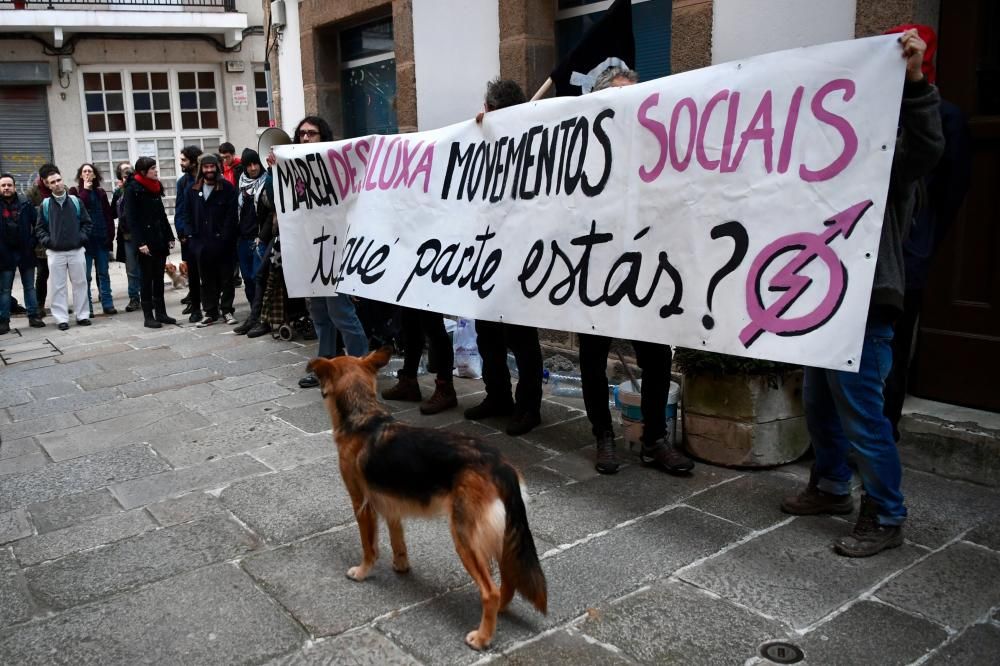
[957, 537, 1000, 556]
[796, 528, 971, 637]
[17, 521, 169, 569]
[906, 621, 995, 666]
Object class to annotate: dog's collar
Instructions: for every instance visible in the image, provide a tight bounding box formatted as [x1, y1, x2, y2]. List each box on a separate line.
[340, 412, 394, 438]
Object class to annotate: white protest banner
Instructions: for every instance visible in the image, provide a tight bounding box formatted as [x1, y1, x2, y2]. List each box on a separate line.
[274, 35, 905, 372]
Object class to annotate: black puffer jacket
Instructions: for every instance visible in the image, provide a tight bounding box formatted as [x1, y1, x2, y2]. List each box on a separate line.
[124, 178, 175, 257]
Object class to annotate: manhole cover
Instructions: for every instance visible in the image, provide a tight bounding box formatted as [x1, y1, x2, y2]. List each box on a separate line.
[760, 641, 804, 664]
[0, 337, 62, 365]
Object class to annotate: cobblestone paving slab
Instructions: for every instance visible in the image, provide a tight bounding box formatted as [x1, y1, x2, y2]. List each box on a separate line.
[796, 600, 947, 666]
[26, 380, 81, 401]
[0, 390, 32, 410]
[24, 514, 260, 609]
[898, 469, 1000, 548]
[0, 412, 81, 442]
[0, 437, 38, 461]
[679, 516, 924, 630]
[220, 459, 356, 544]
[965, 521, 1000, 551]
[0, 359, 100, 390]
[580, 579, 790, 666]
[264, 628, 422, 666]
[119, 367, 222, 398]
[154, 416, 303, 468]
[0, 444, 169, 511]
[146, 491, 226, 527]
[111, 454, 270, 509]
[10, 386, 121, 422]
[876, 541, 1000, 629]
[0, 548, 34, 629]
[73, 394, 162, 424]
[75, 368, 141, 390]
[27, 489, 123, 534]
[923, 623, 1000, 665]
[0, 509, 33, 545]
[499, 629, 633, 665]
[249, 435, 337, 471]
[0, 564, 305, 666]
[14, 509, 157, 566]
[0, 453, 47, 478]
[684, 471, 810, 530]
[277, 400, 341, 434]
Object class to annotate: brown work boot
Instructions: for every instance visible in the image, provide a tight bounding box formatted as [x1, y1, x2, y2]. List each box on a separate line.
[594, 431, 620, 475]
[640, 438, 694, 473]
[382, 374, 422, 402]
[834, 495, 904, 557]
[781, 477, 855, 516]
[420, 378, 458, 415]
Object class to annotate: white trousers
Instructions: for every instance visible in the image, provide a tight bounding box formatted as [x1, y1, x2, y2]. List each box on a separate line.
[48, 247, 90, 324]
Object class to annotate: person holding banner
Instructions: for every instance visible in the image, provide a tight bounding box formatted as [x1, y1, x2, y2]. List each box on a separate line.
[579, 66, 694, 476]
[295, 116, 370, 390]
[464, 79, 544, 437]
[781, 28, 944, 558]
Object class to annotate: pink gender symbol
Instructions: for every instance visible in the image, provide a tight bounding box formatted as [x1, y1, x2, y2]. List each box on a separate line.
[739, 200, 872, 347]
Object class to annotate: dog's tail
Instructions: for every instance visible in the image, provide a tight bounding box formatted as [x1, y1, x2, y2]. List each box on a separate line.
[495, 463, 547, 614]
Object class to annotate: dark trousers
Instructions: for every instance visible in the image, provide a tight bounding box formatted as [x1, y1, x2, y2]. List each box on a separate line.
[199, 250, 235, 319]
[138, 252, 167, 317]
[400, 308, 453, 381]
[579, 334, 672, 445]
[884, 289, 922, 441]
[35, 254, 49, 309]
[181, 240, 201, 310]
[476, 320, 542, 412]
[248, 239, 273, 323]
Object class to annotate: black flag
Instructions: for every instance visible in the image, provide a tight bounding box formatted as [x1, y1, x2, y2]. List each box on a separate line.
[550, 0, 635, 96]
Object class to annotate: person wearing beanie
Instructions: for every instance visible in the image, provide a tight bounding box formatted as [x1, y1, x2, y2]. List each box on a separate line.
[124, 157, 177, 328]
[187, 153, 239, 327]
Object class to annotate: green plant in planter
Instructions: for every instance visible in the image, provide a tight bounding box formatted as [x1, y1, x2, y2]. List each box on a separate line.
[674, 348, 808, 468]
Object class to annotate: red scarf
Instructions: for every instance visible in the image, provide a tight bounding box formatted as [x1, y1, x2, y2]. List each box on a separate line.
[135, 172, 162, 195]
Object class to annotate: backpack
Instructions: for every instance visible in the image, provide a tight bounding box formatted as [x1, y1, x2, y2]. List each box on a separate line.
[40, 195, 82, 223]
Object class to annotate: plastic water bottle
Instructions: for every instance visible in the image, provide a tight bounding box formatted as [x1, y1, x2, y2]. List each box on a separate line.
[549, 372, 583, 398]
[507, 352, 519, 379]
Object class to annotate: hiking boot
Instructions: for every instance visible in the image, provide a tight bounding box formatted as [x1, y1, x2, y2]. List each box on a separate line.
[28, 317, 45, 328]
[125, 298, 141, 312]
[420, 379, 458, 415]
[464, 398, 514, 421]
[595, 431, 620, 475]
[103, 307, 118, 315]
[640, 439, 694, 473]
[188, 310, 203, 323]
[246, 322, 271, 338]
[233, 319, 255, 335]
[506, 408, 541, 436]
[382, 375, 422, 402]
[781, 478, 855, 516]
[143, 317, 162, 329]
[834, 495, 904, 558]
[298, 373, 320, 389]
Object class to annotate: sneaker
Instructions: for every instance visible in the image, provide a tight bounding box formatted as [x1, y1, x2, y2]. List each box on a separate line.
[0, 321, 9, 335]
[188, 310, 203, 324]
[298, 372, 320, 389]
[781, 479, 855, 516]
[246, 322, 271, 338]
[28, 317, 45, 328]
[103, 307, 118, 315]
[57, 322, 69, 331]
[233, 319, 255, 335]
[125, 298, 141, 312]
[76, 319, 92, 327]
[223, 312, 238, 325]
[506, 408, 541, 436]
[144, 317, 163, 329]
[420, 379, 458, 415]
[640, 439, 694, 473]
[833, 495, 904, 557]
[195, 317, 216, 328]
[382, 375, 422, 402]
[594, 431, 620, 475]
[464, 398, 514, 421]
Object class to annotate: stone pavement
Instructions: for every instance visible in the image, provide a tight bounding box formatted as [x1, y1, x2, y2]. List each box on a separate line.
[1, 262, 1000, 665]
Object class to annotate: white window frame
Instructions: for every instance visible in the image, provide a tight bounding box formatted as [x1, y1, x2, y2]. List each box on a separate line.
[555, 0, 653, 21]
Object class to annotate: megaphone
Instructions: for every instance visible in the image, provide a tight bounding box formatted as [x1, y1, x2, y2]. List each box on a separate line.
[258, 127, 292, 161]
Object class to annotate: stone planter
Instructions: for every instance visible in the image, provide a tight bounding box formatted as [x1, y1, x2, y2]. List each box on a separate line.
[681, 370, 809, 467]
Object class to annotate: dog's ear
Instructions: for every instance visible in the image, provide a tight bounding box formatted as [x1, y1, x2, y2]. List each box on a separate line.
[364, 345, 393, 371]
[307, 357, 335, 382]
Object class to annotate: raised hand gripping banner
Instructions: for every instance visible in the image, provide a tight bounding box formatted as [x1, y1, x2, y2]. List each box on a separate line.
[274, 35, 906, 372]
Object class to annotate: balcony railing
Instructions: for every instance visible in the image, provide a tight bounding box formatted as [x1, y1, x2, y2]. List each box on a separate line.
[8, 1, 237, 11]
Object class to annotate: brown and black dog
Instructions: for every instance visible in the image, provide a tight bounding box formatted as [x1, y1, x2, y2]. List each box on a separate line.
[308, 348, 547, 650]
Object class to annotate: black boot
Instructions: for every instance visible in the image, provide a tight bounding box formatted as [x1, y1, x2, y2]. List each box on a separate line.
[154, 300, 176, 325]
[142, 302, 161, 329]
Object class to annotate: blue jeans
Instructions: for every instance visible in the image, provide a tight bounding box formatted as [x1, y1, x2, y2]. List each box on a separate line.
[310, 295, 369, 358]
[805, 318, 905, 526]
[237, 238, 257, 305]
[0, 267, 39, 321]
[85, 246, 115, 311]
[252, 241, 267, 276]
[124, 238, 141, 300]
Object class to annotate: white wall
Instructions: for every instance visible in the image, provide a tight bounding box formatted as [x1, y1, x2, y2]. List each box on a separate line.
[275, 0, 305, 134]
[712, 0, 857, 65]
[412, 0, 500, 131]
